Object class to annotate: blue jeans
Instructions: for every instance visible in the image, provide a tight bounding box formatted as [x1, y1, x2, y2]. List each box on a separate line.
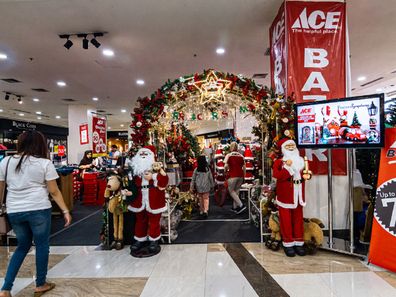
[2, 208, 51, 291]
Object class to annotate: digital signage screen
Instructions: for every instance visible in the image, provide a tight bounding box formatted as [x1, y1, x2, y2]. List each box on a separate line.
[295, 94, 385, 149]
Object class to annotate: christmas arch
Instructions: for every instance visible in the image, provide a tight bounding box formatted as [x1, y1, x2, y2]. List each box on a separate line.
[129, 69, 296, 149]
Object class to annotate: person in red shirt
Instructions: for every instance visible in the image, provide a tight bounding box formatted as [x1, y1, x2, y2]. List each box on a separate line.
[224, 142, 246, 214]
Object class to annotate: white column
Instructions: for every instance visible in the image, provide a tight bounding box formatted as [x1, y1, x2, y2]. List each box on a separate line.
[67, 105, 96, 164]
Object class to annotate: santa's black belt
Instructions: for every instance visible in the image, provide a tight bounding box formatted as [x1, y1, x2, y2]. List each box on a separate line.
[288, 178, 303, 184]
[140, 185, 154, 189]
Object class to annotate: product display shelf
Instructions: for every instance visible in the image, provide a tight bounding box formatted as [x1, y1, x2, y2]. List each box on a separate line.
[161, 197, 181, 244]
[246, 185, 270, 243]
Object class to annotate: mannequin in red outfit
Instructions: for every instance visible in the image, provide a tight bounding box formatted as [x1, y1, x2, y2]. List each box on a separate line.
[272, 138, 312, 257]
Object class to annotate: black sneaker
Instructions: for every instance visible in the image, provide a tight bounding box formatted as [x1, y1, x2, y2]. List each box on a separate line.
[231, 206, 238, 213]
[235, 204, 247, 214]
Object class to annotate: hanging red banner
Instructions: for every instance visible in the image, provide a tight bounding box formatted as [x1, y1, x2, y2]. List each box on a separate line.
[92, 116, 107, 157]
[270, 1, 347, 175]
[368, 128, 396, 273]
[270, 2, 287, 95]
[286, 1, 346, 102]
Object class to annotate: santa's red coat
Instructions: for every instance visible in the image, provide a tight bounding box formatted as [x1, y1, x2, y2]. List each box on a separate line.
[272, 158, 306, 209]
[128, 173, 169, 214]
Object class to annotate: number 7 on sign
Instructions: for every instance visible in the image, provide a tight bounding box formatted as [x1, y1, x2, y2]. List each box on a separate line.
[382, 198, 396, 227]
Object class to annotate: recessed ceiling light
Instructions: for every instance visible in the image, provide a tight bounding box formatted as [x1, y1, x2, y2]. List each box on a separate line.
[136, 79, 145, 85]
[92, 97, 99, 101]
[57, 81, 66, 87]
[55, 115, 61, 119]
[121, 109, 126, 113]
[216, 48, 225, 55]
[357, 76, 366, 81]
[376, 88, 383, 92]
[0, 53, 7, 59]
[108, 126, 111, 129]
[0, 109, 3, 112]
[120, 124, 124, 127]
[18, 100, 23, 104]
[102, 49, 114, 57]
[36, 111, 42, 115]
[33, 98, 40, 102]
[37, 116, 42, 120]
[19, 113, 24, 116]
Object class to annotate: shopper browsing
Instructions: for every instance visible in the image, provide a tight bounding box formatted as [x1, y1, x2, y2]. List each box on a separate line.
[0, 131, 72, 297]
[224, 142, 246, 214]
[108, 145, 121, 167]
[190, 155, 215, 218]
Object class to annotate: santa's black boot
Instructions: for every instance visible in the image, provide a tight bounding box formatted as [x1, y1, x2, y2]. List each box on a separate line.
[130, 241, 144, 253]
[283, 246, 296, 257]
[148, 241, 160, 253]
[294, 245, 306, 256]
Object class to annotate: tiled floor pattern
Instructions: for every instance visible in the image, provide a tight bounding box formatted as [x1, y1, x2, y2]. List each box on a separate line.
[0, 243, 394, 296]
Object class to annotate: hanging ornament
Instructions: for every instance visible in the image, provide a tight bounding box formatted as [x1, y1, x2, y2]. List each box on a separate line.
[222, 110, 228, 118]
[284, 129, 290, 137]
[136, 121, 142, 128]
[191, 113, 196, 121]
[197, 114, 203, 120]
[172, 111, 179, 120]
[282, 117, 289, 123]
[179, 112, 185, 121]
[193, 70, 232, 105]
[211, 112, 219, 120]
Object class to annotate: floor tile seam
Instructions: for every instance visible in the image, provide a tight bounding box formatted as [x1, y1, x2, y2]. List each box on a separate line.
[224, 243, 290, 297]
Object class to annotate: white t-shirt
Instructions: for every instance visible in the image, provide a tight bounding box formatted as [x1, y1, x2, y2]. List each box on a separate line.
[0, 155, 59, 214]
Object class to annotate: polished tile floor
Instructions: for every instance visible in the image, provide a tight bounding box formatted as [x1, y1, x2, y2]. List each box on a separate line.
[0, 243, 395, 297]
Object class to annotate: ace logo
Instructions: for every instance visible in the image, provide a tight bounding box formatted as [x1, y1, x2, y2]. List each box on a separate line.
[292, 8, 341, 30]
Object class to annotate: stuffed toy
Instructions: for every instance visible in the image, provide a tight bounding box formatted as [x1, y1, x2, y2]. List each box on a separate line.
[303, 218, 325, 254]
[266, 212, 325, 254]
[104, 175, 127, 250]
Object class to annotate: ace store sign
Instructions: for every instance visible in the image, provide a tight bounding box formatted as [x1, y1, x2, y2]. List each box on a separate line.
[270, 1, 347, 175]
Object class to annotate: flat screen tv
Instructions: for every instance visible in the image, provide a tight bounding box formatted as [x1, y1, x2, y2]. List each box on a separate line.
[295, 94, 385, 149]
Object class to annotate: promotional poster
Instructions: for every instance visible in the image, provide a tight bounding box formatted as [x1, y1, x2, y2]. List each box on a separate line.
[92, 116, 107, 157]
[296, 94, 384, 148]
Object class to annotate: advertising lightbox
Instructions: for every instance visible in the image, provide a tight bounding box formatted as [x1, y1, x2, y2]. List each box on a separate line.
[295, 94, 385, 148]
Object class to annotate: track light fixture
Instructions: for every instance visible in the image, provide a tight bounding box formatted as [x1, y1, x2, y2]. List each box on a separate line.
[59, 32, 107, 50]
[3, 91, 23, 103]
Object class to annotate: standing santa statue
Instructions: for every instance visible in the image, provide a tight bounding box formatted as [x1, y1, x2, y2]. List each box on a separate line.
[128, 146, 169, 256]
[272, 138, 312, 257]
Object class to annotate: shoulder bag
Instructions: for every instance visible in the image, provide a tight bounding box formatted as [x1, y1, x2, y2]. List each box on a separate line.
[0, 157, 12, 235]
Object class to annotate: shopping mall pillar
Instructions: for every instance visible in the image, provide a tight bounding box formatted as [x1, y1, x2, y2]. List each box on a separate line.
[67, 105, 96, 164]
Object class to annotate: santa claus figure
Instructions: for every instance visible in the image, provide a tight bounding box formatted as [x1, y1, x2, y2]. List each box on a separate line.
[128, 146, 169, 255]
[272, 138, 312, 257]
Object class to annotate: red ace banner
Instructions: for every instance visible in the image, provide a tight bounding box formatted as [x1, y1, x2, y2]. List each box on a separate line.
[286, 1, 346, 102]
[92, 116, 107, 157]
[270, 1, 347, 175]
[368, 128, 396, 273]
[270, 2, 287, 95]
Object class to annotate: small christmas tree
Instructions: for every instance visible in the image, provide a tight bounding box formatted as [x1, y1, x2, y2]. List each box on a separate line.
[351, 111, 362, 127]
[385, 103, 396, 128]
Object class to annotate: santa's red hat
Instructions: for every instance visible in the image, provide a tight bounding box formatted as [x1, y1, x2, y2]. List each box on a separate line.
[276, 138, 294, 150]
[244, 146, 254, 160]
[143, 145, 156, 156]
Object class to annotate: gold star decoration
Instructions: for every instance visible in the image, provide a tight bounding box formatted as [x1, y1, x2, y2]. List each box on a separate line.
[192, 71, 231, 105]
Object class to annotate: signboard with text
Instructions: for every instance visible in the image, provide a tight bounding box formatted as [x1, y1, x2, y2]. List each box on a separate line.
[79, 124, 89, 145]
[92, 116, 107, 157]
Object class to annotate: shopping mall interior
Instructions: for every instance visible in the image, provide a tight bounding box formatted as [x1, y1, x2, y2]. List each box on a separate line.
[0, 0, 396, 296]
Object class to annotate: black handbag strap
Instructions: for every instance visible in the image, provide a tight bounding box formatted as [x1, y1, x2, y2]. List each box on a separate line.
[1, 156, 12, 205]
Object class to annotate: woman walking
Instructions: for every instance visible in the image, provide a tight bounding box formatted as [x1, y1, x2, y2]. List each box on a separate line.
[0, 131, 72, 297]
[190, 155, 215, 218]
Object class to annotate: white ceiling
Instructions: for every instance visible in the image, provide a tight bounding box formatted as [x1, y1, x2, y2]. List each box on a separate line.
[0, 0, 395, 130]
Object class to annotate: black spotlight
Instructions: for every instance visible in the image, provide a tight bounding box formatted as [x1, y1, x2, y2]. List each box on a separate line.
[82, 37, 89, 49]
[5, 92, 10, 100]
[64, 39, 73, 49]
[90, 37, 101, 48]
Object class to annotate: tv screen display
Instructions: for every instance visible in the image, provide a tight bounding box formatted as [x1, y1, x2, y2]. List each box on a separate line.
[295, 94, 384, 148]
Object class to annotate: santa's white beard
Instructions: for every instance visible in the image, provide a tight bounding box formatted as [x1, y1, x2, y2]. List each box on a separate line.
[282, 148, 304, 176]
[131, 153, 154, 177]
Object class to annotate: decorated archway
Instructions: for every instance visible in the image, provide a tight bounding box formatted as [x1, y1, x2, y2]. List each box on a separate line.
[129, 69, 296, 151]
